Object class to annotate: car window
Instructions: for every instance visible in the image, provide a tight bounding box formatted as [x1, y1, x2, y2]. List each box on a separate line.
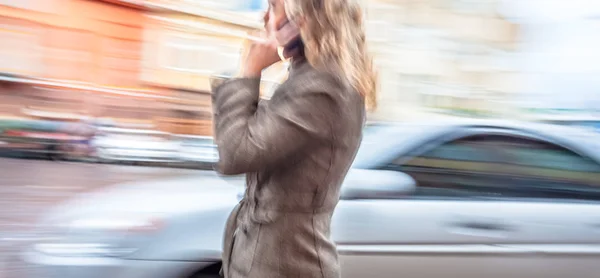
[386, 134, 600, 201]
[353, 123, 433, 168]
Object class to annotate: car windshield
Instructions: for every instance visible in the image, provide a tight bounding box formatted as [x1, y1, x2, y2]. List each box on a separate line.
[352, 124, 398, 168]
[352, 123, 438, 168]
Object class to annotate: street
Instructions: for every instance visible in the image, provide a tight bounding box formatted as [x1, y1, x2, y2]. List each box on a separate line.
[0, 158, 212, 278]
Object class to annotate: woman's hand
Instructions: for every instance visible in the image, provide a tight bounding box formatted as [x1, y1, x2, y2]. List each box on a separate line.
[240, 33, 281, 78]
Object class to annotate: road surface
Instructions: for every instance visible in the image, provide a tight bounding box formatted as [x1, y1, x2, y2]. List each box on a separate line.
[0, 158, 215, 278]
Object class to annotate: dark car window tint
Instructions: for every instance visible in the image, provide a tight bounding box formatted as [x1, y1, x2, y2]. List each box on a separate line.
[386, 134, 600, 201]
[505, 147, 600, 173]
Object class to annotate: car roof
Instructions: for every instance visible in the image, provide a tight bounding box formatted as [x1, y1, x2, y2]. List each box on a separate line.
[355, 118, 600, 169]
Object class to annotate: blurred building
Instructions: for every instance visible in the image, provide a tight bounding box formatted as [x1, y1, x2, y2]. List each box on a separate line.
[364, 0, 522, 121]
[1, 0, 524, 136]
[140, 0, 284, 135]
[0, 0, 278, 135]
[140, 0, 253, 136]
[0, 0, 154, 125]
[139, 0, 523, 123]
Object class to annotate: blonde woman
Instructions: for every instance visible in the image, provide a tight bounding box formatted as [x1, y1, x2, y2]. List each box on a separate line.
[210, 0, 376, 277]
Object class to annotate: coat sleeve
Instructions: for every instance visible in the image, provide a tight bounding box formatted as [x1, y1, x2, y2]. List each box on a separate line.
[211, 77, 336, 175]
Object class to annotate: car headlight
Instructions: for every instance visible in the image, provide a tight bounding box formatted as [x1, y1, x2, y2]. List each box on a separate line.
[32, 214, 164, 258]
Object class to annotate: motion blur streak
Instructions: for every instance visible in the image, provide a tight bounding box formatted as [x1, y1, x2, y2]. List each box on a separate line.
[1, 0, 600, 278]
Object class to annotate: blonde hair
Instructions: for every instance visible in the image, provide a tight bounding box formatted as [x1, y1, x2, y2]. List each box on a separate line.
[284, 0, 378, 110]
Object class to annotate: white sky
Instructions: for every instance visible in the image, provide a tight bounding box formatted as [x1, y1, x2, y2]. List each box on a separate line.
[499, 0, 600, 110]
[500, 0, 600, 23]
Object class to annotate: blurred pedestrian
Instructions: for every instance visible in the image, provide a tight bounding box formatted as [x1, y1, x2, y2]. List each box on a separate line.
[210, 0, 376, 277]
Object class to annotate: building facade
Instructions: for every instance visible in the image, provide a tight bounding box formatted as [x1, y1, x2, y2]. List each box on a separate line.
[365, 0, 521, 120]
[1, 0, 523, 135]
[0, 0, 155, 124]
[140, 0, 285, 135]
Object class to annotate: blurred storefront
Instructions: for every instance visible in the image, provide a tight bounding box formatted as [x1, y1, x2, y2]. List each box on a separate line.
[0, 0, 269, 136]
[1, 0, 523, 135]
[0, 0, 159, 126]
[140, 0, 282, 135]
[0, 0, 146, 84]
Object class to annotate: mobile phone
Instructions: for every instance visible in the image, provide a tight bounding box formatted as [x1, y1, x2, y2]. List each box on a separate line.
[278, 20, 303, 60]
[277, 20, 302, 50]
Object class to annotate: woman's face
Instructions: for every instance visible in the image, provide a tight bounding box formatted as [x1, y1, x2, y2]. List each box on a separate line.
[265, 0, 299, 47]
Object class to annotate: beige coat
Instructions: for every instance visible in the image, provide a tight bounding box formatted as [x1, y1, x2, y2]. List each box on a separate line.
[211, 58, 365, 278]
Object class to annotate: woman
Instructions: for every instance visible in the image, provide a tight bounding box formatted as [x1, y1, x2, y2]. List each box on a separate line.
[211, 0, 377, 277]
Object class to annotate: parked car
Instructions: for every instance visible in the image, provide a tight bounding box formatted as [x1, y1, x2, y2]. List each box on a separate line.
[0, 119, 97, 161]
[0, 129, 83, 161]
[93, 127, 179, 163]
[175, 135, 219, 165]
[22, 119, 600, 278]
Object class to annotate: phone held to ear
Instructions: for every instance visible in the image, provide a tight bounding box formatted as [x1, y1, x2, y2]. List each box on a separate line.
[277, 20, 303, 59]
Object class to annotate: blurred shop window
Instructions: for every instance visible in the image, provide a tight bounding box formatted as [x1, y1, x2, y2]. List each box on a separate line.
[161, 34, 241, 76]
[213, 44, 241, 74]
[164, 44, 214, 75]
[173, 45, 205, 73]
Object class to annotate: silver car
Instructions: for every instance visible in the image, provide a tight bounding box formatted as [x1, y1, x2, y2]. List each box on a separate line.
[93, 127, 179, 163]
[175, 135, 219, 164]
[22, 119, 600, 278]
